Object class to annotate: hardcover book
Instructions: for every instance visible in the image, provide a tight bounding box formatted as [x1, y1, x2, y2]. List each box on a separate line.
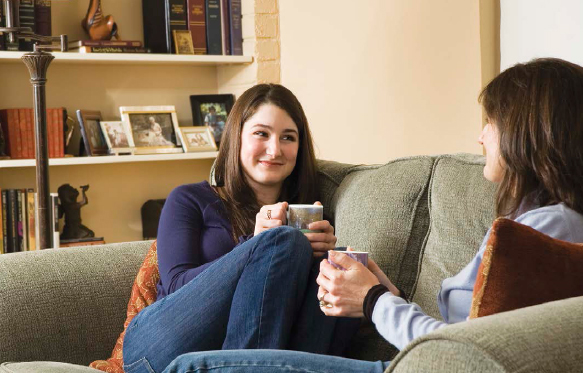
[205, 0, 222, 55]
[18, 0, 36, 51]
[0, 189, 4, 254]
[0, 4, 6, 51]
[69, 40, 143, 48]
[34, 0, 51, 36]
[8, 189, 18, 252]
[26, 188, 36, 251]
[186, 0, 206, 54]
[220, 0, 230, 55]
[1, 190, 10, 253]
[73, 46, 150, 54]
[229, 0, 242, 55]
[167, 0, 188, 54]
[142, 0, 171, 53]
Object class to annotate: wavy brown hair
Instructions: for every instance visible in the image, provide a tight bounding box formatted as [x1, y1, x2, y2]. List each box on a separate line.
[214, 84, 318, 240]
[479, 58, 583, 217]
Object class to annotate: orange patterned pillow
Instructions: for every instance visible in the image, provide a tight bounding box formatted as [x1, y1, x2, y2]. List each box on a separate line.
[470, 218, 583, 318]
[90, 241, 160, 373]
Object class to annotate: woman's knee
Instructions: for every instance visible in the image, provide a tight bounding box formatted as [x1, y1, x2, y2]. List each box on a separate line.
[260, 226, 312, 259]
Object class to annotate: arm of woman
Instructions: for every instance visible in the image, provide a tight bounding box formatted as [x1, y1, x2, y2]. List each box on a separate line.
[157, 185, 218, 296]
[317, 251, 447, 350]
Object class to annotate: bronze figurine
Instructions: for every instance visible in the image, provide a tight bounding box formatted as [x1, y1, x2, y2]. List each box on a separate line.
[58, 184, 95, 240]
[81, 0, 120, 41]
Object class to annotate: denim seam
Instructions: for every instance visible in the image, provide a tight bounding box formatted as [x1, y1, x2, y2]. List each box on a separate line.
[183, 363, 325, 373]
[257, 229, 279, 347]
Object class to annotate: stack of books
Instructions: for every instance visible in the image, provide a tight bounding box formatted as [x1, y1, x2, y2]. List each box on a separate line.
[68, 40, 150, 54]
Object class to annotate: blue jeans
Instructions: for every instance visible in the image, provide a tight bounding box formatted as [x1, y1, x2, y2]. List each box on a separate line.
[162, 350, 390, 373]
[123, 226, 360, 373]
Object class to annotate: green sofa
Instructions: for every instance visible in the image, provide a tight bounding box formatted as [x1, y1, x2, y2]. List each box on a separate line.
[1, 153, 582, 373]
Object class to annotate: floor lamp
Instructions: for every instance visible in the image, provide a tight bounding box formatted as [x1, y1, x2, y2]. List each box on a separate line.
[0, 0, 68, 249]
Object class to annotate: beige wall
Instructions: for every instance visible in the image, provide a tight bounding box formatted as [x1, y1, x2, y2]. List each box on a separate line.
[280, 0, 489, 164]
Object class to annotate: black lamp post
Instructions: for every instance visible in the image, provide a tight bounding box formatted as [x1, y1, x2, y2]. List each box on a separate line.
[1, 0, 68, 249]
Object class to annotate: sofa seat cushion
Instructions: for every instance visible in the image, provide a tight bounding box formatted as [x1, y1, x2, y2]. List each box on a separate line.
[90, 241, 159, 372]
[0, 362, 99, 372]
[470, 218, 583, 318]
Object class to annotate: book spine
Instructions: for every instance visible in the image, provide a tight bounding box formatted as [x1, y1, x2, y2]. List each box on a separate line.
[34, 0, 51, 36]
[18, 108, 29, 159]
[220, 0, 230, 55]
[26, 108, 34, 158]
[8, 189, 18, 252]
[58, 108, 64, 157]
[142, 0, 171, 53]
[34, 192, 39, 250]
[26, 188, 35, 250]
[75, 46, 150, 53]
[206, 0, 222, 55]
[52, 107, 59, 158]
[1, 190, 9, 253]
[167, 0, 188, 54]
[229, 0, 242, 55]
[11, 109, 23, 158]
[17, 189, 27, 251]
[71, 40, 143, 48]
[46, 108, 53, 158]
[18, 0, 35, 51]
[186, 0, 206, 55]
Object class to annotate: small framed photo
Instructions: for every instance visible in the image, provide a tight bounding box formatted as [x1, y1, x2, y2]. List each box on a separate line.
[179, 126, 218, 152]
[99, 121, 135, 155]
[119, 106, 185, 155]
[190, 94, 235, 146]
[76, 110, 109, 156]
[173, 30, 195, 55]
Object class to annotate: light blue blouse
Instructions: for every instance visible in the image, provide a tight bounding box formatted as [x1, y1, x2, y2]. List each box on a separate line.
[371, 203, 583, 351]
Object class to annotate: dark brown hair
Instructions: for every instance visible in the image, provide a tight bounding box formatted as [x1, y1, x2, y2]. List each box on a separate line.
[214, 84, 318, 239]
[479, 58, 583, 217]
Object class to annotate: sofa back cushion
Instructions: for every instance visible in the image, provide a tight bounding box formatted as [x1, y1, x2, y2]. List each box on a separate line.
[0, 241, 151, 365]
[410, 154, 496, 318]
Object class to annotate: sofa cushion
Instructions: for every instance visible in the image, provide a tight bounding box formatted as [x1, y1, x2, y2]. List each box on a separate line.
[411, 154, 496, 319]
[0, 362, 99, 373]
[324, 156, 435, 361]
[470, 218, 583, 318]
[90, 241, 159, 373]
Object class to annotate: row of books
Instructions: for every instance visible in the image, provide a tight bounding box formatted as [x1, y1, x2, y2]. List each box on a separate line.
[143, 0, 242, 55]
[0, 108, 66, 159]
[0, 0, 52, 51]
[0, 188, 59, 254]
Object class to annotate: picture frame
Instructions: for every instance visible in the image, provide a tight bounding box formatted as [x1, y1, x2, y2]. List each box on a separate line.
[179, 126, 218, 152]
[99, 121, 135, 155]
[173, 30, 195, 55]
[190, 94, 235, 146]
[76, 110, 109, 156]
[119, 106, 185, 155]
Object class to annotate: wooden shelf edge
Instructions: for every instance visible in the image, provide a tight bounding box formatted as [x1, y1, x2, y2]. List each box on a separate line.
[0, 51, 253, 65]
[0, 152, 219, 168]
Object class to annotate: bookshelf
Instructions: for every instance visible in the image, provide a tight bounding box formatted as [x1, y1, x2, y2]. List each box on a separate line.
[0, 0, 269, 245]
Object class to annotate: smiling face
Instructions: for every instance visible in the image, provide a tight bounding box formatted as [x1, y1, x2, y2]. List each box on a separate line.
[239, 103, 299, 194]
[478, 121, 504, 183]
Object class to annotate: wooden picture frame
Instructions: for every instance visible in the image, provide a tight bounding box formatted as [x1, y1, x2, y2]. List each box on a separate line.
[179, 126, 218, 152]
[190, 94, 235, 146]
[99, 121, 135, 155]
[173, 30, 195, 55]
[76, 110, 109, 156]
[119, 106, 185, 155]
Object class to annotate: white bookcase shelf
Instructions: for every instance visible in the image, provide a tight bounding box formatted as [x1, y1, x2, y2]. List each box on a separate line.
[0, 151, 219, 168]
[0, 51, 253, 66]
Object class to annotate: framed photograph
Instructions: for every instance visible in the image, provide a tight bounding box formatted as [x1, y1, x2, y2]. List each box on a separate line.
[119, 106, 185, 155]
[99, 121, 135, 155]
[179, 126, 218, 152]
[173, 30, 195, 55]
[76, 110, 109, 156]
[190, 94, 235, 146]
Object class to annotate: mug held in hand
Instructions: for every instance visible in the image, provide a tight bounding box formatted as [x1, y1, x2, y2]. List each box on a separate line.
[287, 204, 323, 233]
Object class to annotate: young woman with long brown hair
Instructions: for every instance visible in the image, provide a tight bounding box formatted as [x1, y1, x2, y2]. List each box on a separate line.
[121, 84, 360, 373]
[162, 58, 583, 372]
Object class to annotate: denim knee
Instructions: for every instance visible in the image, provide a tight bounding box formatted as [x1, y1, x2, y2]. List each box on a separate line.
[260, 226, 311, 262]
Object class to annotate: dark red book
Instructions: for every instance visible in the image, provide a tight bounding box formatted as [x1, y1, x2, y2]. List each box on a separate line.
[18, 109, 29, 159]
[34, 0, 52, 36]
[167, 0, 188, 54]
[186, 0, 206, 55]
[0, 110, 19, 158]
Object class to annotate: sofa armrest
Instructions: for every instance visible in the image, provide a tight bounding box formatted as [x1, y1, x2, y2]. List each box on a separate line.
[0, 241, 151, 366]
[387, 296, 583, 373]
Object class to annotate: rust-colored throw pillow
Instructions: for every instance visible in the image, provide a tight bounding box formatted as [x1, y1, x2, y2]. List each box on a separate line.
[470, 218, 583, 319]
[90, 241, 159, 373]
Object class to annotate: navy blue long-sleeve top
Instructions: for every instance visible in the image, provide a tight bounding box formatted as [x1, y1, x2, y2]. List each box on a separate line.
[156, 181, 238, 299]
